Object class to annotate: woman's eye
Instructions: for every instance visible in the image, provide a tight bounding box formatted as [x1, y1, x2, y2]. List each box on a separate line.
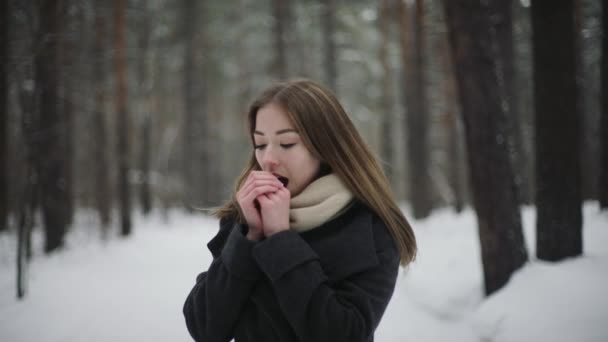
[280, 143, 296, 149]
[254, 144, 267, 150]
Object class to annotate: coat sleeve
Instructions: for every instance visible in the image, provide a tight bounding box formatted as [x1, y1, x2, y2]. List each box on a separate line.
[183, 220, 262, 342]
[251, 219, 400, 342]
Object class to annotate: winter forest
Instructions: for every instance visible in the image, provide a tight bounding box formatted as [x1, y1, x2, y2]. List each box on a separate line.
[1, 0, 608, 341]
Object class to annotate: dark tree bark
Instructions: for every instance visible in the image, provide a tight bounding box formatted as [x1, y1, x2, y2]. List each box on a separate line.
[114, 0, 131, 236]
[16, 156, 35, 299]
[444, 0, 528, 295]
[408, 0, 432, 219]
[532, 0, 582, 260]
[322, 0, 337, 92]
[601, 0, 608, 209]
[379, 0, 394, 183]
[60, 0, 75, 226]
[93, 1, 111, 229]
[17, 53, 39, 299]
[0, 0, 8, 232]
[37, 0, 70, 252]
[138, 1, 152, 215]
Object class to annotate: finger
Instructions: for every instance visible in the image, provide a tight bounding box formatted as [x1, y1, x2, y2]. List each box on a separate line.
[267, 191, 286, 204]
[239, 176, 281, 194]
[250, 172, 285, 187]
[257, 194, 271, 206]
[245, 171, 284, 188]
[240, 180, 282, 199]
[250, 170, 276, 176]
[244, 185, 279, 202]
[238, 182, 276, 203]
[276, 186, 291, 199]
[249, 170, 281, 181]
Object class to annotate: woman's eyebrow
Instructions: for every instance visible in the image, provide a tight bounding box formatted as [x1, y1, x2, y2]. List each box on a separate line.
[253, 129, 298, 136]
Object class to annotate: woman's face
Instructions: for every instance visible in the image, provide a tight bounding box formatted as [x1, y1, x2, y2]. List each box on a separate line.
[253, 102, 321, 197]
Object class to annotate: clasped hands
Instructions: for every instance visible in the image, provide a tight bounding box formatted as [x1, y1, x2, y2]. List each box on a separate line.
[236, 171, 290, 241]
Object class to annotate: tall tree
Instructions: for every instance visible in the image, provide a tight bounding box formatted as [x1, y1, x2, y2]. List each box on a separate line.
[444, 0, 528, 295]
[0, 0, 8, 232]
[532, 0, 582, 260]
[408, 0, 432, 219]
[114, 0, 131, 236]
[379, 0, 394, 183]
[93, 1, 111, 230]
[17, 92, 37, 297]
[322, 0, 337, 91]
[138, 1, 152, 215]
[37, 0, 70, 252]
[601, 0, 608, 209]
[59, 0, 75, 225]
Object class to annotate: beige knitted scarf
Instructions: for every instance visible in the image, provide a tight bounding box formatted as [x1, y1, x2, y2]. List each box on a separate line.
[289, 174, 354, 232]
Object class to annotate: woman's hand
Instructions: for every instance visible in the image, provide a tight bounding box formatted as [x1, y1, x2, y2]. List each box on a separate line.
[236, 171, 284, 240]
[257, 186, 291, 237]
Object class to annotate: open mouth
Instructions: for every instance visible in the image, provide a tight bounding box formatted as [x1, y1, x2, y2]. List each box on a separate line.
[276, 175, 289, 187]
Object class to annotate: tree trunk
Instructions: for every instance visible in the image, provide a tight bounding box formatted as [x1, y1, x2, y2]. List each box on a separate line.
[444, 0, 528, 295]
[60, 0, 75, 225]
[0, 0, 8, 232]
[322, 0, 337, 92]
[16, 161, 35, 299]
[601, 0, 608, 209]
[94, 1, 111, 230]
[114, 0, 131, 236]
[17, 32, 37, 260]
[17, 59, 39, 299]
[531, 0, 582, 260]
[37, 0, 69, 252]
[379, 0, 394, 184]
[408, 0, 432, 219]
[138, 1, 152, 215]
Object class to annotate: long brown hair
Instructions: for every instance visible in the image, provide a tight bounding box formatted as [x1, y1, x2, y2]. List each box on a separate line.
[214, 79, 416, 265]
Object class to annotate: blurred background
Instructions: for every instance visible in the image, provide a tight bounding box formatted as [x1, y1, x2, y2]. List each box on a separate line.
[1, 0, 607, 320]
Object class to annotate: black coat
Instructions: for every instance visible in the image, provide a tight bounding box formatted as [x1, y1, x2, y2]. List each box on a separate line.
[183, 201, 400, 342]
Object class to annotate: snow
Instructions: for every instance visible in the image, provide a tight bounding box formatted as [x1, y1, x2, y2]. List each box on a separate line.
[0, 204, 606, 342]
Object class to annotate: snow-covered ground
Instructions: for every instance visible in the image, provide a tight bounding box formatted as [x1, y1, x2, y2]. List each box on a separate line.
[0, 204, 606, 342]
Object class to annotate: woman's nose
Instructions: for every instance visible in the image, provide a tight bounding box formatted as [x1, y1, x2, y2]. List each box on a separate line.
[261, 148, 279, 169]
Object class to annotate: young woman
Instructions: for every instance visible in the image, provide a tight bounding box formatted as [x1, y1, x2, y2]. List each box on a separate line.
[183, 79, 417, 342]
